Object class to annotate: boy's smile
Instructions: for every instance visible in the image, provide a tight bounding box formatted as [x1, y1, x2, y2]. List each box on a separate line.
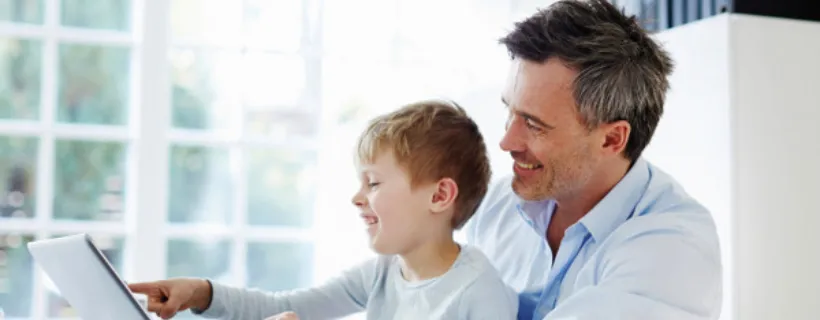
[360, 212, 379, 235]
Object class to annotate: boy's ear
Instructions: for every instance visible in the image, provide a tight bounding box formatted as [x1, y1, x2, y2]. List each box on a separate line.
[430, 178, 458, 213]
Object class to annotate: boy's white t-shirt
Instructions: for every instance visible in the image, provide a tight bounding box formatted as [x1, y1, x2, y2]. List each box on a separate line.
[197, 244, 518, 319]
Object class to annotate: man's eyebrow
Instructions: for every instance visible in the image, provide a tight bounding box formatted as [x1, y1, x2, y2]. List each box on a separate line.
[501, 97, 556, 130]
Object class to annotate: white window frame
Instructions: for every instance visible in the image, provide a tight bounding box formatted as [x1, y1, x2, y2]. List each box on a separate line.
[0, 0, 144, 318]
[1, 0, 326, 315]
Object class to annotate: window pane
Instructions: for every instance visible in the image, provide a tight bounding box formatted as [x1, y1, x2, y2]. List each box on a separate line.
[245, 109, 319, 141]
[322, 0, 397, 58]
[396, 0, 475, 50]
[168, 146, 233, 223]
[60, 0, 131, 31]
[241, 53, 304, 109]
[170, 49, 240, 131]
[0, 38, 41, 120]
[0, 0, 43, 24]
[243, 0, 302, 51]
[53, 140, 127, 221]
[247, 242, 313, 291]
[321, 58, 397, 127]
[170, 0, 242, 46]
[242, 53, 315, 139]
[0, 233, 34, 318]
[166, 238, 231, 319]
[247, 149, 316, 227]
[46, 234, 124, 317]
[167, 238, 230, 279]
[0, 136, 37, 219]
[58, 43, 130, 125]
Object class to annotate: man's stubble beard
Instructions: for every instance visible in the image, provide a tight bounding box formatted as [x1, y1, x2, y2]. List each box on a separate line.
[512, 148, 596, 202]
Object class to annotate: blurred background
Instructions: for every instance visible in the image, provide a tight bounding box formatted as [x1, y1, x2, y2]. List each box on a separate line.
[1, 0, 819, 319]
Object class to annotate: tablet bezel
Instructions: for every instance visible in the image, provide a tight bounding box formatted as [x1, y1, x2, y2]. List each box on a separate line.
[27, 233, 150, 320]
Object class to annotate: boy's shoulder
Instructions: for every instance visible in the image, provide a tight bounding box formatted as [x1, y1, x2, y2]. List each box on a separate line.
[448, 245, 516, 297]
[454, 245, 519, 317]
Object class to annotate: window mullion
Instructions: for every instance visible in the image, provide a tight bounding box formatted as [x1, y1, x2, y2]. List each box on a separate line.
[131, 0, 171, 284]
[29, 0, 59, 317]
[230, 144, 248, 287]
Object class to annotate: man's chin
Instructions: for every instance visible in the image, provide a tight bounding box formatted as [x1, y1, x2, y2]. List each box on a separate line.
[511, 178, 549, 201]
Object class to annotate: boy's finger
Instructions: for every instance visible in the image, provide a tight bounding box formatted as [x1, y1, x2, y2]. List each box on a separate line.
[127, 282, 154, 293]
[159, 295, 185, 319]
[145, 300, 163, 313]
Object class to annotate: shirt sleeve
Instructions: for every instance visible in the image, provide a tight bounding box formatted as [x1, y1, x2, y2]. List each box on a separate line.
[543, 214, 723, 320]
[196, 257, 382, 320]
[459, 269, 519, 320]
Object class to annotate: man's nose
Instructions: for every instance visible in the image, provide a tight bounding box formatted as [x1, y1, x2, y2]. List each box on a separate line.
[500, 117, 526, 153]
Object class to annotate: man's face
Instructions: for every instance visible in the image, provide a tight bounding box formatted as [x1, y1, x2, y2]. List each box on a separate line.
[500, 58, 604, 201]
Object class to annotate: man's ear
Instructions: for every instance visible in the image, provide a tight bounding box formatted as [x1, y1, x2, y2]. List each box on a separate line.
[599, 120, 630, 156]
[430, 178, 458, 213]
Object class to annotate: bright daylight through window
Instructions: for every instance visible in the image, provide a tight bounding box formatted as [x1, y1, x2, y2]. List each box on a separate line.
[0, 0, 520, 319]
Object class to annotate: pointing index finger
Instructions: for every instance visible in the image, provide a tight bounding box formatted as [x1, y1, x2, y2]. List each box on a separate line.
[127, 282, 155, 293]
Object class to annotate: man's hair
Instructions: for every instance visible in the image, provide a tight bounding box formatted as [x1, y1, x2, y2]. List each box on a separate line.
[356, 100, 491, 230]
[500, 0, 674, 162]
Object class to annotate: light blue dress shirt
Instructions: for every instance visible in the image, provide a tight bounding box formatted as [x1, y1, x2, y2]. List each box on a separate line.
[465, 158, 722, 320]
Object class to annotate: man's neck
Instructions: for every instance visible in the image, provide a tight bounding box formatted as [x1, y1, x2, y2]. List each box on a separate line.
[551, 159, 632, 234]
[398, 236, 460, 282]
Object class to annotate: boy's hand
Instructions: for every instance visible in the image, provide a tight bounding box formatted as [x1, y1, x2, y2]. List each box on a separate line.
[264, 311, 301, 320]
[127, 278, 212, 319]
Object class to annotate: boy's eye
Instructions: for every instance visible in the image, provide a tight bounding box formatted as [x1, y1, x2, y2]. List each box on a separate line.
[368, 182, 380, 188]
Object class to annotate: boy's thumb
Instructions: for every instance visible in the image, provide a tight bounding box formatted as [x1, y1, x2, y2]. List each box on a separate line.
[159, 296, 184, 319]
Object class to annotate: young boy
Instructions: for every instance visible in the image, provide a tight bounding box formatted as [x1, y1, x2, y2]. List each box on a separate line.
[129, 100, 518, 320]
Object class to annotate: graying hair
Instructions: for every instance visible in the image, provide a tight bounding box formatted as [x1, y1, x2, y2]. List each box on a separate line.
[500, 0, 674, 162]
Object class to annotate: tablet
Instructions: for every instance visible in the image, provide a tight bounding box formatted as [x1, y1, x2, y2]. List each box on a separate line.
[27, 233, 150, 320]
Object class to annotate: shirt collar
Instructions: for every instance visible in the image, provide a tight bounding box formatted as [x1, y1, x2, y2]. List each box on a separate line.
[578, 158, 651, 241]
[515, 158, 652, 242]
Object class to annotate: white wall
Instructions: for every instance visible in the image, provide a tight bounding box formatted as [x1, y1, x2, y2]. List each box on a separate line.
[648, 13, 820, 320]
[646, 15, 734, 320]
[731, 15, 820, 320]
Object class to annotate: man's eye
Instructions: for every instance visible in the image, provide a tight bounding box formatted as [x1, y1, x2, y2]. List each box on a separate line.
[368, 182, 381, 188]
[525, 119, 542, 131]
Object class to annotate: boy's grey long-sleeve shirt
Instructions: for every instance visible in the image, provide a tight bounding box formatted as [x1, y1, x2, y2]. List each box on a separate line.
[195, 245, 518, 320]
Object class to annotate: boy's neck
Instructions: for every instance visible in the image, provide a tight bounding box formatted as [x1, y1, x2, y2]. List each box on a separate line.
[398, 236, 461, 282]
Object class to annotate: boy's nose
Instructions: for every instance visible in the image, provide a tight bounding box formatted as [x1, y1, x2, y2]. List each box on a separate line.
[351, 192, 367, 208]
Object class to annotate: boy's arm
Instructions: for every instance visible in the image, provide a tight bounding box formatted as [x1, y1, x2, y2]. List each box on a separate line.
[459, 270, 519, 320]
[195, 257, 382, 320]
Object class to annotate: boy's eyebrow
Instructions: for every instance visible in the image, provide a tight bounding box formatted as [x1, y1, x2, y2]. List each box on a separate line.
[359, 166, 380, 175]
[501, 97, 556, 130]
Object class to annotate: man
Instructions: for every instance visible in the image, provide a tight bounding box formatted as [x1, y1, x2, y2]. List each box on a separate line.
[464, 0, 722, 319]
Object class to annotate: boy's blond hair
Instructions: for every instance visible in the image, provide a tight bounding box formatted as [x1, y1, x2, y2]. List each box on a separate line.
[356, 99, 491, 229]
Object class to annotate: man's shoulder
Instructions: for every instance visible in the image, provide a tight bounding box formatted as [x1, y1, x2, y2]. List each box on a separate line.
[607, 160, 720, 253]
[485, 174, 516, 202]
[475, 175, 518, 217]
[463, 175, 520, 238]
[627, 160, 708, 216]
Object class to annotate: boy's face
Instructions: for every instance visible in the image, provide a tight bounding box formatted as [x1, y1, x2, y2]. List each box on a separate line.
[352, 151, 436, 255]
